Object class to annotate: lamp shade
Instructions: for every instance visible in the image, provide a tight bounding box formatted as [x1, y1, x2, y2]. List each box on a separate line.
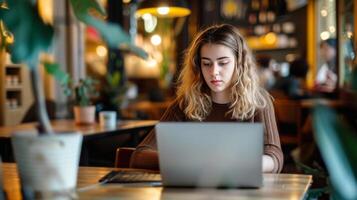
[136, 0, 191, 18]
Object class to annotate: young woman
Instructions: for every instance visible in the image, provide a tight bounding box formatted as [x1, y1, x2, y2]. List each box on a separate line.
[130, 24, 283, 173]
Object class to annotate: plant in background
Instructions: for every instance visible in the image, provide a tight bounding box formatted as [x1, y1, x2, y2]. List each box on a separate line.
[104, 71, 127, 106]
[44, 62, 99, 106]
[74, 77, 98, 106]
[0, 0, 147, 134]
[295, 161, 331, 199]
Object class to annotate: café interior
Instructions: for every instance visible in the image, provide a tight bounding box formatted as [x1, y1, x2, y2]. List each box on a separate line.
[0, 0, 356, 199]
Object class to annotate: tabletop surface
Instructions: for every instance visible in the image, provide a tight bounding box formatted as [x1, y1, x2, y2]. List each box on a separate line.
[300, 98, 344, 108]
[2, 163, 312, 200]
[0, 119, 158, 138]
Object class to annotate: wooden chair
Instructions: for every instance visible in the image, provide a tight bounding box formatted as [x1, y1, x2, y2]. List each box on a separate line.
[114, 147, 136, 168]
[273, 99, 302, 146]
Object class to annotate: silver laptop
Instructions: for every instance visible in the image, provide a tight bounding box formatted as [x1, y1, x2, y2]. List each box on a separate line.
[156, 122, 263, 188]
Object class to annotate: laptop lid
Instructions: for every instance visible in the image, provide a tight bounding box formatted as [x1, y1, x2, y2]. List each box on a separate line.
[156, 122, 263, 188]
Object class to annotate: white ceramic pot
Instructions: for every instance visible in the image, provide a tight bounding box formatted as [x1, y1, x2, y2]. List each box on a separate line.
[73, 105, 95, 124]
[99, 111, 117, 128]
[11, 132, 83, 197]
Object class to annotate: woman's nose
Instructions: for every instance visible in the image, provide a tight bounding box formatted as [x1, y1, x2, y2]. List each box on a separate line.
[212, 64, 219, 76]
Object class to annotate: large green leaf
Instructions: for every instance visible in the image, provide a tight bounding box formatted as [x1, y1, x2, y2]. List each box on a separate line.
[44, 62, 70, 86]
[44, 62, 72, 96]
[69, 0, 148, 59]
[313, 105, 357, 200]
[0, 0, 54, 68]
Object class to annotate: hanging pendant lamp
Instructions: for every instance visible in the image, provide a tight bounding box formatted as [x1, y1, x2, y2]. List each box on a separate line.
[136, 0, 191, 18]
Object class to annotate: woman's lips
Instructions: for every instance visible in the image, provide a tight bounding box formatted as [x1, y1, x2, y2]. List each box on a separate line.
[211, 80, 222, 86]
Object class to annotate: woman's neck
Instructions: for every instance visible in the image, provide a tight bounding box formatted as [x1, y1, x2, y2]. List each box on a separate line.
[211, 91, 230, 104]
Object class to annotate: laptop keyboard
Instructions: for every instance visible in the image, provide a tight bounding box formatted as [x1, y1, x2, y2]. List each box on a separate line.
[99, 170, 162, 183]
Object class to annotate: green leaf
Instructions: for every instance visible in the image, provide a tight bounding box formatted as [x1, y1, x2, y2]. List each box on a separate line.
[295, 161, 327, 178]
[44, 62, 70, 86]
[0, 0, 54, 68]
[313, 105, 357, 200]
[69, 0, 148, 59]
[107, 71, 121, 87]
[70, 0, 106, 17]
[306, 187, 330, 199]
[43, 61, 72, 97]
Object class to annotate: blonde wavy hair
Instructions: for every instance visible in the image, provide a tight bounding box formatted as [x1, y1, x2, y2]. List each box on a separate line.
[176, 24, 268, 121]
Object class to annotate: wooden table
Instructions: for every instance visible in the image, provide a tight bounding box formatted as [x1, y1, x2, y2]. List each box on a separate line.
[300, 98, 344, 109]
[0, 120, 158, 165]
[0, 119, 158, 139]
[2, 163, 312, 200]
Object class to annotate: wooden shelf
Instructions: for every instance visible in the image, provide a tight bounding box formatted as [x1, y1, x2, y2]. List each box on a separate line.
[5, 85, 22, 90]
[5, 64, 22, 68]
[253, 47, 298, 52]
[6, 107, 23, 111]
[0, 61, 33, 126]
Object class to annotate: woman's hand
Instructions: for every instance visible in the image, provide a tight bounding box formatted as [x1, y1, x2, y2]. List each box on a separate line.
[262, 155, 275, 173]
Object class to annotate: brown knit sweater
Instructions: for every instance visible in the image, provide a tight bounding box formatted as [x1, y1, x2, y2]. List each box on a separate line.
[130, 98, 284, 173]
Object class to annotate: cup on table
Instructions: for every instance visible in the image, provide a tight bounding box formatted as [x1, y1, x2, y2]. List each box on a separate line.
[99, 111, 117, 128]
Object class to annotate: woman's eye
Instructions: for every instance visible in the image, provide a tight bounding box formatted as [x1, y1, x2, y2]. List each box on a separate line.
[219, 62, 229, 66]
[202, 63, 211, 67]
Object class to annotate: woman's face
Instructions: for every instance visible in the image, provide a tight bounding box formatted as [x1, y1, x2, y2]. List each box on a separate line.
[200, 43, 236, 103]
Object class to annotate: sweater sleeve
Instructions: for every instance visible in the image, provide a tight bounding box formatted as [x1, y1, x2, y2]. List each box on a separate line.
[129, 100, 184, 170]
[257, 97, 284, 173]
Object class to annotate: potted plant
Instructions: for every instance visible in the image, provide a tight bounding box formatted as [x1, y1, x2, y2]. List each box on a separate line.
[44, 63, 99, 124]
[72, 77, 98, 124]
[0, 0, 147, 198]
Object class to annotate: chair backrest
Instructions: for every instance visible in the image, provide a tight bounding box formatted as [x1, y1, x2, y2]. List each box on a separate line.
[273, 99, 302, 145]
[273, 99, 301, 125]
[125, 100, 171, 120]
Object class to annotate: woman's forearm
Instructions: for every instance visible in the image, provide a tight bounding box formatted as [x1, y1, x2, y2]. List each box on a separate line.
[262, 155, 275, 173]
[130, 149, 159, 171]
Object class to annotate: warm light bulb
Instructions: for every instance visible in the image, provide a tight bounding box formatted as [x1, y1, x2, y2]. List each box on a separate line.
[96, 45, 108, 57]
[320, 9, 328, 17]
[151, 34, 162, 46]
[347, 31, 353, 38]
[142, 13, 152, 20]
[38, 0, 53, 24]
[147, 58, 158, 68]
[329, 26, 335, 33]
[320, 31, 330, 40]
[157, 7, 170, 15]
[142, 14, 157, 33]
[264, 32, 277, 45]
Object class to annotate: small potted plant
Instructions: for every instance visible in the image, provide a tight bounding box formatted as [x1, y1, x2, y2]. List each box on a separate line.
[72, 77, 99, 124]
[44, 63, 99, 124]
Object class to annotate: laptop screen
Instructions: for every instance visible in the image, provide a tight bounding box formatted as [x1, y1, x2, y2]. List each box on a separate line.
[156, 122, 263, 188]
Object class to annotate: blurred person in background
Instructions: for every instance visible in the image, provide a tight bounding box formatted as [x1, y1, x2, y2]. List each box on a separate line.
[272, 59, 311, 99]
[315, 38, 337, 93]
[256, 55, 276, 90]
